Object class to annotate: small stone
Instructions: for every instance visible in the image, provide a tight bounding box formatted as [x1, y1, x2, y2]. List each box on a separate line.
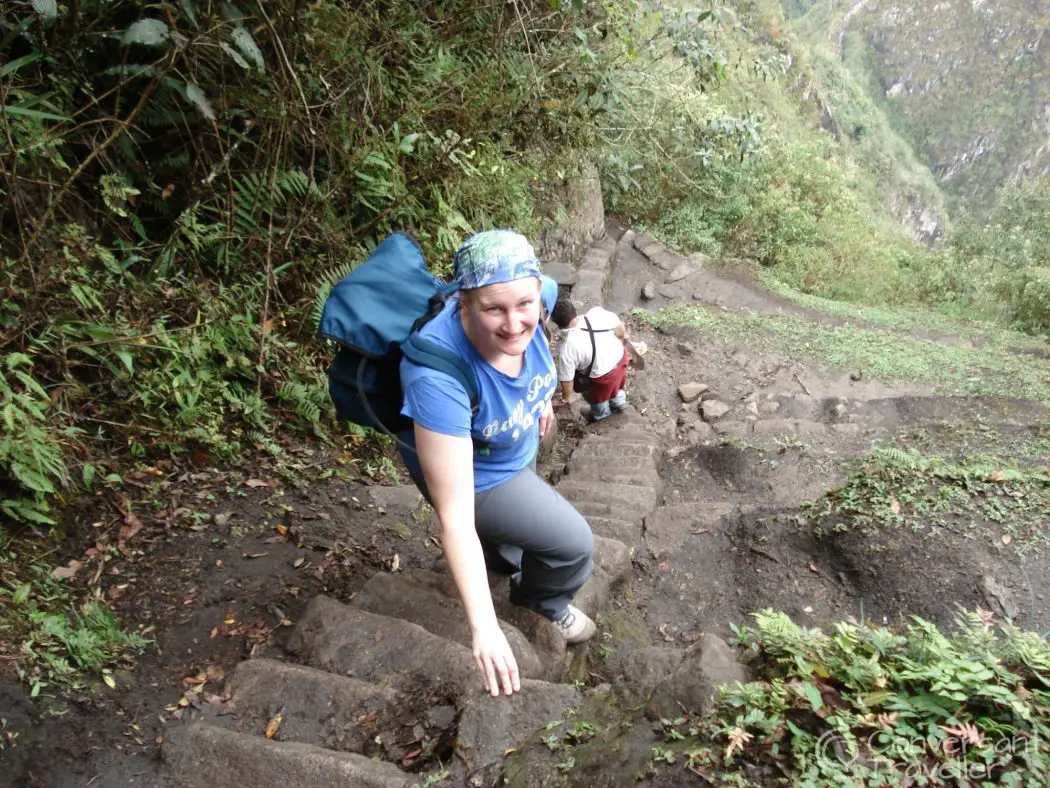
[675, 342, 696, 356]
[850, 370, 863, 381]
[691, 291, 705, 300]
[745, 401, 759, 416]
[641, 281, 657, 300]
[666, 263, 694, 283]
[832, 403, 848, 420]
[700, 400, 731, 421]
[619, 229, 636, 247]
[677, 382, 709, 403]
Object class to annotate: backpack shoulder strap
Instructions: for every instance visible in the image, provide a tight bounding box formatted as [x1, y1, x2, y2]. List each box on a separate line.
[582, 317, 601, 378]
[401, 334, 481, 418]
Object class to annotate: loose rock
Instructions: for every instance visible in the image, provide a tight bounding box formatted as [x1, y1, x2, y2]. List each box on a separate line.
[700, 400, 731, 421]
[641, 281, 657, 300]
[677, 382, 708, 403]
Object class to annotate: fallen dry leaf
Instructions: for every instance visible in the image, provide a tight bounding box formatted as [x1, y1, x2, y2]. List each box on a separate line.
[245, 478, 269, 488]
[50, 559, 83, 581]
[1002, 534, 1012, 545]
[214, 512, 232, 527]
[389, 553, 400, 572]
[725, 727, 753, 760]
[264, 710, 283, 739]
[118, 506, 143, 549]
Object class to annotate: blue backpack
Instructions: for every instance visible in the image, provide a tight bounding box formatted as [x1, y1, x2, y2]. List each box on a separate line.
[318, 233, 480, 438]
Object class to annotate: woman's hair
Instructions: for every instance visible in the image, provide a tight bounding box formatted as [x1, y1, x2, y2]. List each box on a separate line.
[550, 298, 577, 329]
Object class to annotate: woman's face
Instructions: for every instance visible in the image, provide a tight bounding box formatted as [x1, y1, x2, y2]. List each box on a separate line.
[463, 278, 541, 357]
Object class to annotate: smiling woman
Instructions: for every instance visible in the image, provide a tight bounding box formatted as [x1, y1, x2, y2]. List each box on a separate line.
[396, 230, 597, 699]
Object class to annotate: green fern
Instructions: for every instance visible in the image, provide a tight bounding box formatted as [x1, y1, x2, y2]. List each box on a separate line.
[277, 380, 325, 424]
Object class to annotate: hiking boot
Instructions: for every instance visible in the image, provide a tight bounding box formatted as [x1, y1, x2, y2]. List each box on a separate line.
[552, 605, 596, 644]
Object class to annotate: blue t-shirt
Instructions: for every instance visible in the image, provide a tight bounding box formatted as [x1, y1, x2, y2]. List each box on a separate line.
[400, 298, 557, 493]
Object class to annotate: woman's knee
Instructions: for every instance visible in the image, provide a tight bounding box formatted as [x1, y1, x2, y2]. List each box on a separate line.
[554, 508, 593, 563]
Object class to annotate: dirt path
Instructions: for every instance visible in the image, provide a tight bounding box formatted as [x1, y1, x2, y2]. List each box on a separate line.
[9, 225, 1050, 788]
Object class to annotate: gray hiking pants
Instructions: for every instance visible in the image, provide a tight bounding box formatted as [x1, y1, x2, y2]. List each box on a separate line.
[403, 450, 594, 621]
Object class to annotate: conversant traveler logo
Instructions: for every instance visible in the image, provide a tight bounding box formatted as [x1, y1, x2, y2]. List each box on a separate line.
[814, 728, 1046, 781]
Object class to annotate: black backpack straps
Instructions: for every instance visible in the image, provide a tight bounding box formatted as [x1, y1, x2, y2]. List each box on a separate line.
[411, 282, 460, 333]
[579, 315, 614, 379]
[583, 317, 597, 379]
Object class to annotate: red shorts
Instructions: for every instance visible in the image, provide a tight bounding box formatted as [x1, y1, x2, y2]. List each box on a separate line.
[586, 350, 628, 404]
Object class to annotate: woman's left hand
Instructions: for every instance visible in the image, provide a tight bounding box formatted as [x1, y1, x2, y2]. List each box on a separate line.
[539, 400, 555, 438]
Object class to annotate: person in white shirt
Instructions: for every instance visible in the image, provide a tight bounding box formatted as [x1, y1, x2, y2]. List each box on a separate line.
[551, 300, 629, 421]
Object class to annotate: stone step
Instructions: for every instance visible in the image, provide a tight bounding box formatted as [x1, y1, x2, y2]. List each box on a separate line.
[556, 481, 659, 515]
[402, 570, 567, 674]
[570, 441, 662, 467]
[644, 503, 736, 560]
[565, 457, 662, 486]
[351, 572, 546, 680]
[561, 466, 664, 498]
[572, 534, 631, 616]
[586, 405, 647, 424]
[593, 534, 631, 584]
[572, 285, 603, 307]
[585, 516, 639, 544]
[572, 499, 648, 524]
[456, 679, 583, 780]
[578, 427, 662, 446]
[287, 596, 476, 693]
[574, 268, 607, 288]
[594, 234, 618, 256]
[225, 659, 399, 752]
[163, 722, 415, 788]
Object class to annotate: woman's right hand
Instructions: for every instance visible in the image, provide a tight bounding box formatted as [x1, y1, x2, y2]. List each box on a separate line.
[473, 624, 521, 696]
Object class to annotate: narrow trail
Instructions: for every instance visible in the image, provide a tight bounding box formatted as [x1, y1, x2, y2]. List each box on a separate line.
[42, 225, 1049, 787]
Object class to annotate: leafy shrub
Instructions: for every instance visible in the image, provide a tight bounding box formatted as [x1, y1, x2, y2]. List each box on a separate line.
[663, 610, 1050, 785]
[0, 354, 69, 526]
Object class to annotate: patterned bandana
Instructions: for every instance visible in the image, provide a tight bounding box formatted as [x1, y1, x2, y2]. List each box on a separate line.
[453, 230, 541, 290]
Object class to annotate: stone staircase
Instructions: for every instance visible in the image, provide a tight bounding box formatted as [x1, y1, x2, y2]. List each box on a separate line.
[161, 231, 665, 787]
